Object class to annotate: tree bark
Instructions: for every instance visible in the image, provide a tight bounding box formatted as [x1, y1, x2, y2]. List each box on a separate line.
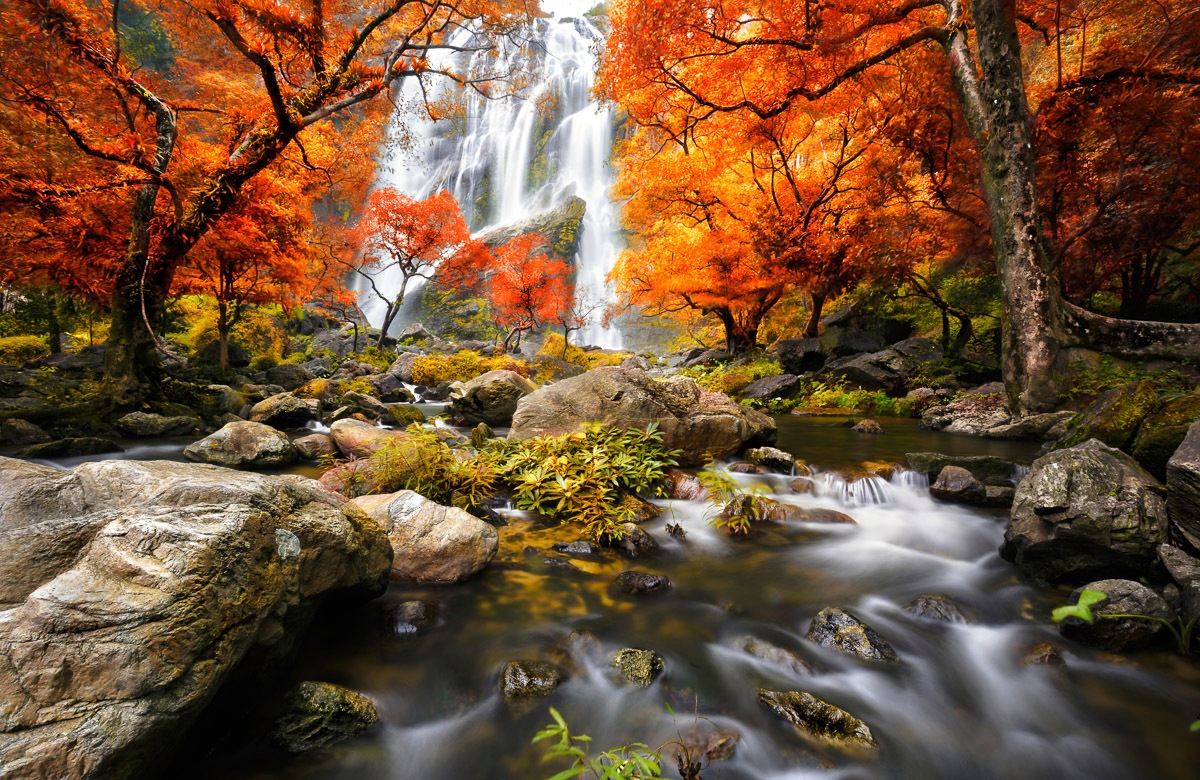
[803, 292, 825, 338]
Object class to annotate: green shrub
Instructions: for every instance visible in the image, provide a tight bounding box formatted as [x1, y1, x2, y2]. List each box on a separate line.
[346, 345, 397, 371]
[0, 335, 49, 364]
[682, 358, 782, 395]
[753, 377, 916, 417]
[249, 354, 279, 371]
[1059, 356, 1193, 405]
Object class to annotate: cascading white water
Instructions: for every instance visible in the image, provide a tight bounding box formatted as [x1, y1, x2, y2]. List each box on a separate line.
[361, 1, 624, 349]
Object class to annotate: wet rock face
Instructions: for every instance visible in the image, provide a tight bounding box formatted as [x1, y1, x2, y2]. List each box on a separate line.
[1001, 439, 1168, 584]
[611, 570, 672, 596]
[929, 466, 988, 506]
[270, 681, 379, 752]
[115, 411, 200, 438]
[805, 607, 899, 663]
[903, 594, 972, 623]
[183, 420, 298, 469]
[0, 458, 390, 779]
[1167, 420, 1200, 549]
[757, 690, 877, 752]
[743, 446, 796, 473]
[449, 369, 539, 427]
[508, 365, 776, 466]
[611, 648, 665, 687]
[248, 391, 318, 429]
[733, 636, 814, 675]
[500, 661, 565, 700]
[665, 468, 710, 501]
[1057, 579, 1175, 652]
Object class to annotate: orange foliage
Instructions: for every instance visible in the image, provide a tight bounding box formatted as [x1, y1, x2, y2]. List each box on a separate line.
[487, 234, 571, 350]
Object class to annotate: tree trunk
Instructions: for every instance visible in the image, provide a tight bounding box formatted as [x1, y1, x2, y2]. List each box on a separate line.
[46, 303, 61, 355]
[217, 299, 230, 370]
[803, 292, 825, 338]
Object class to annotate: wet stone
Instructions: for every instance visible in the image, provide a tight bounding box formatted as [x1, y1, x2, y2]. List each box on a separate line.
[744, 446, 796, 473]
[612, 648, 665, 687]
[1058, 579, 1175, 652]
[543, 555, 582, 573]
[903, 594, 972, 624]
[270, 681, 379, 753]
[500, 660, 565, 700]
[1021, 643, 1066, 667]
[805, 607, 899, 663]
[851, 419, 884, 435]
[733, 636, 814, 675]
[385, 600, 437, 636]
[548, 629, 603, 672]
[728, 461, 771, 474]
[613, 522, 660, 558]
[757, 689, 877, 752]
[552, 540, 600, 556]
[611, 570, 672, 596]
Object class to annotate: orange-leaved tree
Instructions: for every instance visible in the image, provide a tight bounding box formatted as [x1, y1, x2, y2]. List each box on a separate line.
[487, 234, 570, 351]
[349, 188, 492, 346]
[0, 0, 536, 405]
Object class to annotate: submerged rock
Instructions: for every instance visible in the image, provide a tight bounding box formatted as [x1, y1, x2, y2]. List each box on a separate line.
[757, 690, 877, 752]
[183, 420, 297, 469]
[903, 594, 972, 623]
[612, 648, 665, 687]
[1057, 579, 1175, 652]
[851, 418, 884, 434]
[611, 570, 672, 596]
[805, 607, 899, 663]
[115, 411, 200, 438]
[734, 636, 814, 675]
[270, 681, 379, 753]
[16, 436, 124, 459]
[1001, 439, 1168, 583]
[500, 660, 565, 700]
[384, 600, 438, 636]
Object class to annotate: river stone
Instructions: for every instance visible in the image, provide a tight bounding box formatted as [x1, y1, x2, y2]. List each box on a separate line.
[1130, 394, 1200, 480]
[339, 390, 389, 421]
[611, 648, 665, 687]
[613, 522, 659, 558]
[355, 490, 498, 583]
[16, 437, 124, 459]
[262, 363, 314, 391]
[982, 411, 1077, 441]
[1021, 643, 1066, 667]
[1001, 439, 1168, 583]
[744, 446, 796, 473]
[611, 570, 672, 596]
[449, 369, 539, 427]
[757, 690, 877, 752]
[552, 540, 600, 556]
[500, 660, 565, 700]
[851, 418, 884, 434]
[920, 392, 1011, 435]
[329, 418, 411, 459]
[270, 681, 379, 752]
[365, 372, 416, 403]
[1054, 380, 1159, 451]
[1166, 419, 1200, 548]
[115, 411, 200, 438]
[903, 594, 971, 623]
[294, 378, 340, 408]
[905, 452, 1022, 485]
[1158, 544, 1200, 624]
[387, 352, 420, 383]
[805, 607, 899, 663]
[508, 365, 776, 466]
[739, 374, 801, 400]
[385, 600, 438, 636]
[183, 420, 298, 469]
[387, 403, 427, 428]
[248, 391, 317, 429]
[792, 507, 857, 524]
[734, 636, 814, 675]
[665, 467, 710, 501]
[929, 466, 988, 506]
[728, 461, 770, 474]
[293, 433, 336, 460]
[0, 458, 390, 778]
[0, 418, 51, 446]
[1057, 579, 1175, 652]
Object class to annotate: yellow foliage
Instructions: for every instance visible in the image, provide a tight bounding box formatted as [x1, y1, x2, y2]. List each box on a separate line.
[538, 333, 632, 371]
[0, 335, 49, 364]
[410, 350, 530, 385]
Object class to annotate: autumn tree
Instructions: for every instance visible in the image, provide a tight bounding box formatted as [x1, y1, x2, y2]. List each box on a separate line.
[601, 0, 1200, 414]
[0, 0, 536, 405]
[487, 234, 570, 351]
[349, 188, 491, 345]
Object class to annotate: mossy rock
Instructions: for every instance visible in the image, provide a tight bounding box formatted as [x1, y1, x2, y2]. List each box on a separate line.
[757, 690, 877, 752]
[1054, 380, 1158, 451]
[1129, 394, 1200, 481]
[270, 681, 379, 753]
[611, 648, 664, 687]
[388, 403, 427, 427]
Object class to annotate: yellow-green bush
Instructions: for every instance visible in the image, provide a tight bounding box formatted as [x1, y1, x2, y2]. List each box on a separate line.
[684, 358, 783, 395]
[174, 297, 290, 363]
[0, 335, 49, 364]
[538, 333, 632, 371]
[410, 350, 529, 385]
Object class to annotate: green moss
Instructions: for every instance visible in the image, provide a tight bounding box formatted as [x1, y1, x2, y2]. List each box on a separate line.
[1130, 394, 1200, 480]
[1055, 380, 1159, 451]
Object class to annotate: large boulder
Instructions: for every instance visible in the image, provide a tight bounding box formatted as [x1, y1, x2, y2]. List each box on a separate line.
[508, 365, 776, 466]
[264, 364, 315, 392]
[1001, 439, 1168, 583]
[905, 452, 1022, 486]
[929, 465, 988, 506]
[1130, 394, 1200, 481]
[328, 418, 410, 459]
[248, 392, 318, 429]
[1167, 420, 1200, 548]
[0, 418, 51, 446]
[920, 391, 1011, 435]
[1057, 579, 1175, 652]
[449, 369, 539, 427]
[772, 338, 825, 375]
[1054, 380, 1158, 451]
[116, 412, 201, 438]
[350, 490, 498, 583]
[183, 420, 298, 469]
[823, 338, 942, 394]
[738, 374, 801, 401]
[0, 458, 390, 779]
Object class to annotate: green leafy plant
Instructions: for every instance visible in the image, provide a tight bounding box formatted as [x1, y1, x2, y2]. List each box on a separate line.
[534, 707, 663, 780]
[696, 464, 770, 536]
[1052, 588, 1199, 656]
[489, 423, 680, 542]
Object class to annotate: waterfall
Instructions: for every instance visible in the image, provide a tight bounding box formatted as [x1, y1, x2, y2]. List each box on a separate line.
[362, 2, 624, 349]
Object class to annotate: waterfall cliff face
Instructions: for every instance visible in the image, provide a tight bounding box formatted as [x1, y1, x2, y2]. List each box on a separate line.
[364, 9, 624, 349]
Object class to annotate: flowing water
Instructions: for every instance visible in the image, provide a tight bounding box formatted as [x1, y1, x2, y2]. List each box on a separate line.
[361, 2, 623, 348]
[166, 417, 1200, 780]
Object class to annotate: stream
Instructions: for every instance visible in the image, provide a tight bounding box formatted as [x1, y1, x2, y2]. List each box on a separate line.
[109, 415, 1196, 780]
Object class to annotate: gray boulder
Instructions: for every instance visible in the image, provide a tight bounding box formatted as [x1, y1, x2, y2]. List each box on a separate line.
[739, 374, 801, 401]
[248, 392, 317, 429]
[921, 391, 1011, 435]
[449, 369, 539, 427]
[387, 352, 420, 383]
[744, 446, 796, 473]
[1057, 579, 1175, 652]
[340, 390, 389, 421]
[982, 411, 1076, 441]
[1001, 440, 1168, 583]
[773, 338, 825, 375]
[183, 421, 298, 469]
[823, 338, 942, 394]
[805, 607, 899, 663]
[351, 490, 498, 583]
[0, 458, 390, 779]
[270, 681, 379, 752]
[1166, 419, 1200, 548]
[264, 364, 315, 391]
[508, 365, 776, 466]
[905, 453, 1022, 486]
[0, 418, 51, 446]
[115, 412, 200, 438]
[293, 433, 337, 460]
[929, 466, 988, 506]
[1158, 544, 1200, 625]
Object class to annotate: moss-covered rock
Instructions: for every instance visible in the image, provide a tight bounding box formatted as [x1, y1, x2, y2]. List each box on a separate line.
[270, 681, 379, 752]
[1129, 394, 1200, 481]
[388, 403, 427, 428]
[805, 607, 899, 663]
[757, 690, 877, 752]
[499, 660, 565, 700]
[611, 648, 665, 687]
[1054, 380, 1158, 451]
